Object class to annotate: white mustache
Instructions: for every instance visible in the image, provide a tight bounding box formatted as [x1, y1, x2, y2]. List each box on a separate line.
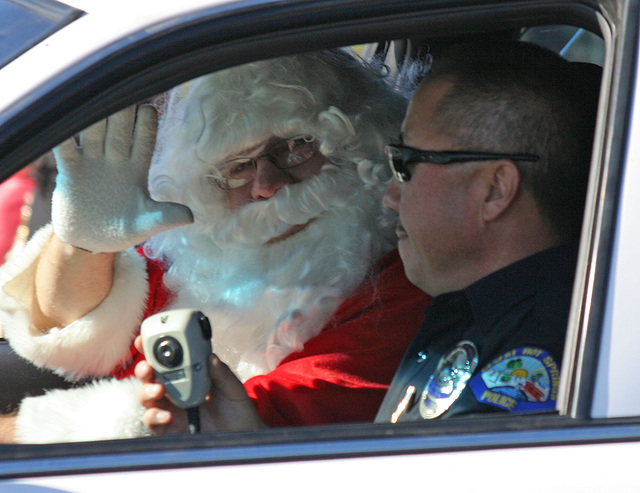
[210, 164, 360, 247]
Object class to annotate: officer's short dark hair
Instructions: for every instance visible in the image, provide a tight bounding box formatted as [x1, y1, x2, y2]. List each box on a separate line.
[427, 40, 598, 241]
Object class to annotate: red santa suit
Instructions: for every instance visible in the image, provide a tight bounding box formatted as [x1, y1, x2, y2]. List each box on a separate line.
[0, 225, 426, 442]
[113, 248, 429, 426]
[0, 51, 421, 442]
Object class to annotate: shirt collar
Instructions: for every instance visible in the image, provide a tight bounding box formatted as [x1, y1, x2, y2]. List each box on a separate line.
[428, 244, 578, 330]
[464, 243, 578, 328]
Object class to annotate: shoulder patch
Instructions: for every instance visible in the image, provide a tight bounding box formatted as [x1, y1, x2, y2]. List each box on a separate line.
[469, 347, 560, 414]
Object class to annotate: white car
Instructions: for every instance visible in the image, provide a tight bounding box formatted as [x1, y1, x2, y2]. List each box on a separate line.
[0, 0, 637, 490]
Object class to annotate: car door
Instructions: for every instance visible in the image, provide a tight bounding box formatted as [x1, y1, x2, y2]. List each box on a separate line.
[0, 0, 638, 490]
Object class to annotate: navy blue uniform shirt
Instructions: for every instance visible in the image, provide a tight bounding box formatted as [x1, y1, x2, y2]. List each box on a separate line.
[375, 244, 576, 423]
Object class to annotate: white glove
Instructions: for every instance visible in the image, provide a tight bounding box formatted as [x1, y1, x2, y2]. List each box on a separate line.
[52, 105, 193, 253]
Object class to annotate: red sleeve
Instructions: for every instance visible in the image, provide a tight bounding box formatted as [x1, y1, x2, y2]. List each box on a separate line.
[110, 251, 172, 379]
[244, 250, 430, 426]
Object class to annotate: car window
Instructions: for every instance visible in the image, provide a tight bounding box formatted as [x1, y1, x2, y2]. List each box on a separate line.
[0, 0, 83, 69]
[521, 25, 605, 65]
[0, 27, 604, 438]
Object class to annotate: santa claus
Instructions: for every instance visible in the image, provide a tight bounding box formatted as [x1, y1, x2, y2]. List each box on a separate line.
[0, 50, 429, 443]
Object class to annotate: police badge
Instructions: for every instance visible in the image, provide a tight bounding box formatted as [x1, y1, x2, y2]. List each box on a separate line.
[419, 340, 479, 419]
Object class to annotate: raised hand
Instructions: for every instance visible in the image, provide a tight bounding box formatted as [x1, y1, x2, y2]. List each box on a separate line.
[52, 105, 193, 253]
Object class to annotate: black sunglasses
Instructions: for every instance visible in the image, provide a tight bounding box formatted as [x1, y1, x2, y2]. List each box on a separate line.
[385, 144, 540, 182]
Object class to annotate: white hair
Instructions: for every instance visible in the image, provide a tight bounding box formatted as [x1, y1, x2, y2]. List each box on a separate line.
[146, 50, 410, 379]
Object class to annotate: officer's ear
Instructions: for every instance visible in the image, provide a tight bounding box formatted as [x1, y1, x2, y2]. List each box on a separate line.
[480, 159, 521, 222]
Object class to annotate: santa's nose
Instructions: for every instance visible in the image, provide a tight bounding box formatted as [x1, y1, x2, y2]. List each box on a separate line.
[250, 156, 295, 201]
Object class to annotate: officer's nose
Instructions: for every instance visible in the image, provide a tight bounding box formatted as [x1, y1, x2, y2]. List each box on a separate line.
[383, 177, 401, 211]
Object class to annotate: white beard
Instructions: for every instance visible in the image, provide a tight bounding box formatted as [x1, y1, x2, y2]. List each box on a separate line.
[144, 164, 394, 381]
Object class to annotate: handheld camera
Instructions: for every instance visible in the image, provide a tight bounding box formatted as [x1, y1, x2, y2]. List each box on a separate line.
[141, 309, 212, 409]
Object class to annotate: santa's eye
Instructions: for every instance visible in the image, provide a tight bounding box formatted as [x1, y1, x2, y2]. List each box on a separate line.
[209, 158, 257, 190]
[227, 159, 256, 177]
[269, 135, 318, 169]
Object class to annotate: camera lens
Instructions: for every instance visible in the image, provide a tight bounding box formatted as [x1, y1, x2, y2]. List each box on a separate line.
[153, 336, 183, 368]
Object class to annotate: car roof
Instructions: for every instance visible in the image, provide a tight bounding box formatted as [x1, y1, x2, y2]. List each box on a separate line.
[0, 0, 237, 112]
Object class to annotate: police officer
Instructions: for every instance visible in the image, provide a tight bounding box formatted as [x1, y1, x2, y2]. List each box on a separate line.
[376, 40, 595, 422]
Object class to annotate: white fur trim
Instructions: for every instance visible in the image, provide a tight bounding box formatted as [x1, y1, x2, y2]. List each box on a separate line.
[0, 225, 149, 378]
[15, 377, 149, 443]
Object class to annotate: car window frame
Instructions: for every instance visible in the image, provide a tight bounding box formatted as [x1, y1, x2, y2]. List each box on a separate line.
[0, 0, 636, 479]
